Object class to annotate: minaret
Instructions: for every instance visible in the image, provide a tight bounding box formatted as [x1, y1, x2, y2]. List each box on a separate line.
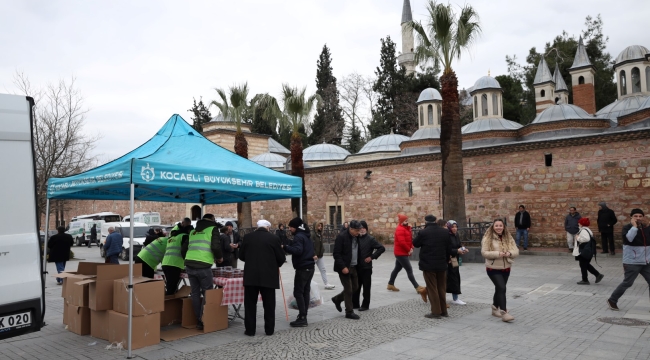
[398, 0, 416, 75]
[533, 57, 555, 113]
[552, 64, 569, 105]
[568, 36, 596, 114]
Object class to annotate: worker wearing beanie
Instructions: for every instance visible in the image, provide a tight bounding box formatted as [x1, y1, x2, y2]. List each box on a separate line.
[387, 214, 427, 302]
[607, 209, 650, 311]
[284, 217, 315, 327]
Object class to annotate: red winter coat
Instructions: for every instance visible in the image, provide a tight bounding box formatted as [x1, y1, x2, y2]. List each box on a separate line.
[393, 224, 413, 256]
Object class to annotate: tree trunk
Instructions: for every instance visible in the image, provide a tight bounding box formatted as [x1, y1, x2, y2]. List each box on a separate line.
[439, 70, 467, 226]
[235, 132, 252, 228]
[290, 131, 307, 219]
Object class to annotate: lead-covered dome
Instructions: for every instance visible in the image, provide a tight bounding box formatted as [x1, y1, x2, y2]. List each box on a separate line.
[462, 118, 522, 134]
[250, 152, 287, 169]
[470, 76, 502, 94]
[596, 95, 650, 121]
[302, 143, 350, 161]
[409, 127, 441, 140]
[417, 88, 442, 104]
[358, 133, 409, 153]
[268, 137, 290, 155]
[210, 113, 233, 122]
[532, 104, 594, 124]
[614, 45, 650, 67]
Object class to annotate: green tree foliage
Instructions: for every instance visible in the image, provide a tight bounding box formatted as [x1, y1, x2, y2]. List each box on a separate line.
[505, 15, 616, 124]
[250, 94, 278, 139]
[347, 121, 364, 153]
[309, 45, 345, 145]
[494, 75, 524, 122]
[187, 97, 212, 132]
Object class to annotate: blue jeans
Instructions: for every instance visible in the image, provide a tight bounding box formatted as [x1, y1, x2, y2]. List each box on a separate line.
[55, 261, 66, 283]
[452, 293, 459, 301]
[515, 229, 528, 248]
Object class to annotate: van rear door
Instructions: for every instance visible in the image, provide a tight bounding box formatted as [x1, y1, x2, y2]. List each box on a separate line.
[0, 94, 43, 339]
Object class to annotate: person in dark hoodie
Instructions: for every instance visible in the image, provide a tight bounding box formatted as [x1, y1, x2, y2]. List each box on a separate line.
[597, 202, 618, 255]
[283, 217, 315, 328]
[352, 220, 385, 311]
[217, 226, 234, 268]
[332, 220, 363, 320]
[181, 214, 223, 330]
[565, 207, 582, 253]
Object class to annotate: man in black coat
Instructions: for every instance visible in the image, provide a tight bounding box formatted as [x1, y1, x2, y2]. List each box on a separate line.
[88, 224, 97, 248]
[597, 202, 618, 255]
[284, 217, 315, 327]
[352, 220, 385, 311]
[239, 220, 286, 336]
[413, 215, 452, 319]
[224, 221, 241, 268]
[332, 220, 362, 319]
[514, 205, 531, 250]
[48, 226, 74, 285]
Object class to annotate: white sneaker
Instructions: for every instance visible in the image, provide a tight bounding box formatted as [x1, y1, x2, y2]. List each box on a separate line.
[452, 299, 466, 305]
[324, 284, 336, 289]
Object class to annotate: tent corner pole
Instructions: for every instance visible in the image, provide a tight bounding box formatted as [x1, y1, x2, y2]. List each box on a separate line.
[127, 183, 135, 358]
[42, 199, 50, 283]
[299, 197, 303, 219]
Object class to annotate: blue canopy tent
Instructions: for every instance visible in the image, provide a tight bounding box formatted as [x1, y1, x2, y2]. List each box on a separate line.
[43, 115, 302, 356]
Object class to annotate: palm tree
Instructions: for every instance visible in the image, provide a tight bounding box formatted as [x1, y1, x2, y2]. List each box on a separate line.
[258, 84, 321, 218]
[408, 1, 481, 226]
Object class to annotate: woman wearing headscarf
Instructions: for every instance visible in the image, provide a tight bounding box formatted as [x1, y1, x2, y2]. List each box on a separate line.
[446, 220, 468, 305]
[573, 218, 604, 285]
[481, 219, 519, 322]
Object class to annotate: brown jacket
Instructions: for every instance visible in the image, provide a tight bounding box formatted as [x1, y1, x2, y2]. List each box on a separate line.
[481, 230, 519, 270]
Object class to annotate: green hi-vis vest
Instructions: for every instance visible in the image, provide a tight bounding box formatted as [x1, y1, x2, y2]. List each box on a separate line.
[161, 233, 185, 269]
[137, 238, 167, 269]
[185, 226, 215, 265]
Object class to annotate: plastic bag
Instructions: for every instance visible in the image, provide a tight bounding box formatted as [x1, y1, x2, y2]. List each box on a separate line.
[287, 281, 323, 309]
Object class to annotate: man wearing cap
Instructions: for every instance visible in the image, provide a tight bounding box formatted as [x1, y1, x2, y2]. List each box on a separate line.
[284, 217, 316, 327]
[353, 220, 385, 311]
[332, 220, 363, 319]
[607, 209, 650, 311]
[239, 220, 286, 336]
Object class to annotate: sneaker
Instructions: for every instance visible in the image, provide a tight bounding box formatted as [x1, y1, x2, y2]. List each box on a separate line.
[501, 310, 514, 322]
[577, 280, 590, 285]
[595, 274, 604, 283]
[359, 307, 369, 311]
[289, 316, 308, 327]
[491, 305, 501, 317]
[424, 313, 441, 319]
[332, 297, 342, 312]
[324, 284, 335, 290]
[607, 299, 619, 311]
[345, 312, 360, 320]
[452, 299, 466, 305]
[196, 321, 204, 330]
[387, 284, 400, 292]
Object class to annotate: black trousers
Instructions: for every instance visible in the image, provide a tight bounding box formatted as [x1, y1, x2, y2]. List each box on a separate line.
[134, 257, 155, 279]
[353, 267, 372, 309]
[244, 286, 276, 335]
[600, 232, 615, 253]
[578, 257, 600, 282]
[487, 271, 510, 311]
[334, 267, 359, 313]
[293, 267, 315, 317]
[162, 265, 182, 296]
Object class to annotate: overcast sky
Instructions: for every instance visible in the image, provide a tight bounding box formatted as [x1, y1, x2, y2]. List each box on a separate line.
[1, 0, 648, 162]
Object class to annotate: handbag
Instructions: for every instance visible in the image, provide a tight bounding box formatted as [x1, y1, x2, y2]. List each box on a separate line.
[451, 257, 459, 268]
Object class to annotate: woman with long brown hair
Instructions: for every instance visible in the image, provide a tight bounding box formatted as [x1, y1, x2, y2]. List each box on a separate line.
[481, 219, 519, 322]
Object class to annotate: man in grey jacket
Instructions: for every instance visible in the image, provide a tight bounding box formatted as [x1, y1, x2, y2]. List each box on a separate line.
[564, 207, 582, 252]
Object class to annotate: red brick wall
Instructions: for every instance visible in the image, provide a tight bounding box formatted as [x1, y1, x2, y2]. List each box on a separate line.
[572, 84, 596, 114]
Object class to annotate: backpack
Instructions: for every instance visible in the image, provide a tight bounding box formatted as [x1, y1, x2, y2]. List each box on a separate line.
[579, 228, 599, 266]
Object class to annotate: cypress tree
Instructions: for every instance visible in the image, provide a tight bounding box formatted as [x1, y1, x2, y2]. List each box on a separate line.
[309, 44, 345, 145]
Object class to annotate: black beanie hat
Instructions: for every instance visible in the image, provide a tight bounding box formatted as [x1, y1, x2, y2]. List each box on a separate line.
[288, 217, 303, 228]
[425, 214, 437, 223]
[630, 208, 645, 217]
[359, 220, 368, 230]
[349, 220, 362, 229]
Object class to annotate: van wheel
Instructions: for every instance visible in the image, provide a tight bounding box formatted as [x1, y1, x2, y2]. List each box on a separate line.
[120, 248, 129, 261]
[76, 237, 82, 247]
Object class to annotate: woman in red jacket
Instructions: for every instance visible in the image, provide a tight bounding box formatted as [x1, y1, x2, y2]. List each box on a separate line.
[387, 214, 427, 301]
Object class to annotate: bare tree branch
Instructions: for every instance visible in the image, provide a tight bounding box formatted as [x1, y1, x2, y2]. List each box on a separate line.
[325, 172, 356, 228]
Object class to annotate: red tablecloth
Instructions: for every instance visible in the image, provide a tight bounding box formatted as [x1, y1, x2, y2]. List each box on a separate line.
[166, 273, 258, 306]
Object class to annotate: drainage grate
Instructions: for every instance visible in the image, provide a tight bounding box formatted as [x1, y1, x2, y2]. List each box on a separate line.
[597, 317, 650, 326]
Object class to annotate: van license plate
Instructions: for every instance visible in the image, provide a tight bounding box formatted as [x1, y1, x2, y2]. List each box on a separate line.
[0, 312, 31, 332]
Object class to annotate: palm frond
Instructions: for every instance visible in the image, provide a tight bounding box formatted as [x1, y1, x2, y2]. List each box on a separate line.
[210, 88, 231, 121]
[229, 83, 250, 132]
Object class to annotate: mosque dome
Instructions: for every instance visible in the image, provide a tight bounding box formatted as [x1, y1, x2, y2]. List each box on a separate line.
[250, 153, 287, 169]
[531, 104, 594, 124]
[268, 137, 290, 155]
[358, 133, 410, 154]
[302, 143, 350, 161]
[409, 127, 441, 140]
[614, 45, 650, 67]
[596, 95, 650, 121]
[470, 76, 502, 94]
[210, 113, 233, 122]
[462, 118, 522, 134]
[416, 88, 442, 104]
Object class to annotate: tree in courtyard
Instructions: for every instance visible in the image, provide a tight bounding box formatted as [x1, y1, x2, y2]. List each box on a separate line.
[325, 172, 356, 230]
[339, 73, 369, 153]
[409, 1, 482, 226]
[250, 94, 278, 139]
[187, 97, 212, 132]
[309, 45, 345, 145]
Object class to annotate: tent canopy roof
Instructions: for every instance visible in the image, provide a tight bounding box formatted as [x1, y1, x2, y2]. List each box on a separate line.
[47, 115, 302, 204]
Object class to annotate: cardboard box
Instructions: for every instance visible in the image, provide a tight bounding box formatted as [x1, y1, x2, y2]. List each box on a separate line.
[68, 281, 89, 307]
[62, 299, 69, 325]
[181, 288, 228, 333]
[76, 263, 142, 311]
[57, 262, 101, 298]
[160, 286, 191, 327]
[90, 310, 110, 340]
[67, 304, 90, 335]
[108, 311, 160, 350]
[113, 277, 164, 316]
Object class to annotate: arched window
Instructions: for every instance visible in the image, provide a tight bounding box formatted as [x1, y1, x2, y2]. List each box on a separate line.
[631, 67, 641, 93]
[437, 105, 441, 124]
[427, 104, 433, 125]
[540, 89, 545, 98]
[620, 70, 627, 96]
[419, 106, 423, 126]
[555, 97, 560, 104]
[578, 76, 585, 85]
[481, 94, 488, 116]
[646, 66, 650, 92]
[473, 96, 478, 119]
[492, 93, 498, 115]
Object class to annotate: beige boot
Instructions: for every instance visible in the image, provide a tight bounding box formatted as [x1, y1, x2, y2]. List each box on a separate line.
[491, 305, 501, 317]
[501, 310, 514, 322]
[387, 284, 400, 292]
[416, 286, 428, 303]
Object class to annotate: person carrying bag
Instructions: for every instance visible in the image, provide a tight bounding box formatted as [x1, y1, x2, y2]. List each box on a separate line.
[573, 218, 604, 285]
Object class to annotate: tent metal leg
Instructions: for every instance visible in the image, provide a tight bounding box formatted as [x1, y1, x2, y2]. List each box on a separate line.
[42, 199, 50, 282]
[299, 197, 303, 219]
[127, 183, 135, 358]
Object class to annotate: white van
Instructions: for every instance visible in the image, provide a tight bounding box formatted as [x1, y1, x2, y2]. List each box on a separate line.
[122, 212, 161, 226]
[71, 212, 121, 223]
[99, 222, 150, 260]
[0, 94, 43, 339]
[65, 219, 101, 246]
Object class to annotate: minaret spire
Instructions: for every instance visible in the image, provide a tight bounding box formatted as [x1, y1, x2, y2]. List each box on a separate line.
[398, 0, 416, 75]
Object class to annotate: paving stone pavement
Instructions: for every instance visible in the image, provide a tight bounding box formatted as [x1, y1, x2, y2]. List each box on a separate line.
[1, 246, 649, 360]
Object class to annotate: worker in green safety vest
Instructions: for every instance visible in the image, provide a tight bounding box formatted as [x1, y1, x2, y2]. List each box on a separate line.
[162, 217, 193, 295]
[134, 229, 167, 278]
[181, 214, 223, 330]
